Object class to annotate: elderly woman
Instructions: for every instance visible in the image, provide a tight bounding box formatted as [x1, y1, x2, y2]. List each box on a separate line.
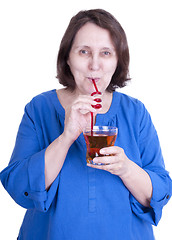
[0, 9, 172, 240]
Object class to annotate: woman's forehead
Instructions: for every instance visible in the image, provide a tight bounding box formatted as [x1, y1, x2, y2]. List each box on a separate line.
[72, 22, 115, 50]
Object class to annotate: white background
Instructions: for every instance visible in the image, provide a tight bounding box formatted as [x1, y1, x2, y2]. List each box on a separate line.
[0, 0, 172, 239]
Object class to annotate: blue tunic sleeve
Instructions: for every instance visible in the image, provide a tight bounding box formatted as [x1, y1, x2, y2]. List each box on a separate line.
[0, 100, 60, 212]
[129, 102, 172, 226]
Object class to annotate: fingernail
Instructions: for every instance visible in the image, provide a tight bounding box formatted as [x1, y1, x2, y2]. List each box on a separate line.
[91, 91, 102, 96]
[91, 92, 97, 96]
[100, 149, 105, 154]
[91, 104, 102, 109]
[93, 158, 98, 163]
[94, 98, 102, 103]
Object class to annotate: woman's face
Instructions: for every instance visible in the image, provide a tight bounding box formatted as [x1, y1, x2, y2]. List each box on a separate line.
[67, 22, 118, 95]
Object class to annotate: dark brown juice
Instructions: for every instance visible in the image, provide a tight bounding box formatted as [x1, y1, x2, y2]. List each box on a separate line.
[84, 132, 117, 164]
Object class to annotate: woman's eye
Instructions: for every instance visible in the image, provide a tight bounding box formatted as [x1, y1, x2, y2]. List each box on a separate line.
[102, 51, 111, 56]
[80, 49, 89, 55]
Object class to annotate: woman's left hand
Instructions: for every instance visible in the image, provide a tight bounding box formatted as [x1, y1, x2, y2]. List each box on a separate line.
[87, 146, 130, 178]
[87, 146, 153, 207]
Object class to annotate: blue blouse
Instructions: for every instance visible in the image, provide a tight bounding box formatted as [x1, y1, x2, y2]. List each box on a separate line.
[0, 90, 172, 240]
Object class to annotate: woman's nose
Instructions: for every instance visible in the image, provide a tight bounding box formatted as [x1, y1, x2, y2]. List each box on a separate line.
[88, 55, 101, 71]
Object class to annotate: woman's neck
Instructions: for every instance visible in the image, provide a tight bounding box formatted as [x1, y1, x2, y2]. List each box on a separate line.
[56, 88, 113, 114]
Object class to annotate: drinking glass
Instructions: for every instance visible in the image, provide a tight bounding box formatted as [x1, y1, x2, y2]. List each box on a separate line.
[83, 126, 118, 165]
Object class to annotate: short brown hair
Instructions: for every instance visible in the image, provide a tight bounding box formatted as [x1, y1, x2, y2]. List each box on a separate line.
[57, 9, 130, 92]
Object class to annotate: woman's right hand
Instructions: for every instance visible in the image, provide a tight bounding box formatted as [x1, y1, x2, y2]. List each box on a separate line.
[45, 94, 101, 189]
[63, 95, 100, 144]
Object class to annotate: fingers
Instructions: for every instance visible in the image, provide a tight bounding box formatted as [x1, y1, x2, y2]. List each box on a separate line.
[72, 95, 102, 113]
[73, 95, 95, 105]
[90, 147, 122, 165]
[87, 162, 121, 175]
[87, 146, 127, 175]
[91, 155, 120, 166]
[72, 101, 96, 114]
[100, 146, 122, 155]
[73, 95, 102, 105]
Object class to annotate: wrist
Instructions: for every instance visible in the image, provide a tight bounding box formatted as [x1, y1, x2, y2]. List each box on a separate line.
[60, 131, 74, 148]
[119, 159, 133, 181]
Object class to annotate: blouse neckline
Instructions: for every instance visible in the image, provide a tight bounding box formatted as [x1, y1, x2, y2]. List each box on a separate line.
[50, 89, 121, 121]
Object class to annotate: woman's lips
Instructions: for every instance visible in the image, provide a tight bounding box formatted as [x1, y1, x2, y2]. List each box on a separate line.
[87, 77, 100, 82]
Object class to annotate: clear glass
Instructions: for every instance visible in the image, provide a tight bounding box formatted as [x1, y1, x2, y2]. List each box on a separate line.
[83, 126, 118, 164]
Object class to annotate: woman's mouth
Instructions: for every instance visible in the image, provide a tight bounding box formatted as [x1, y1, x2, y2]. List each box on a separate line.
[87, 77, 100, 82]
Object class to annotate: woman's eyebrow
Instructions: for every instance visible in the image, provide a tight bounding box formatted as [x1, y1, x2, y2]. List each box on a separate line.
[73, 45, 90, 50]
[101, 47, 115, 51]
